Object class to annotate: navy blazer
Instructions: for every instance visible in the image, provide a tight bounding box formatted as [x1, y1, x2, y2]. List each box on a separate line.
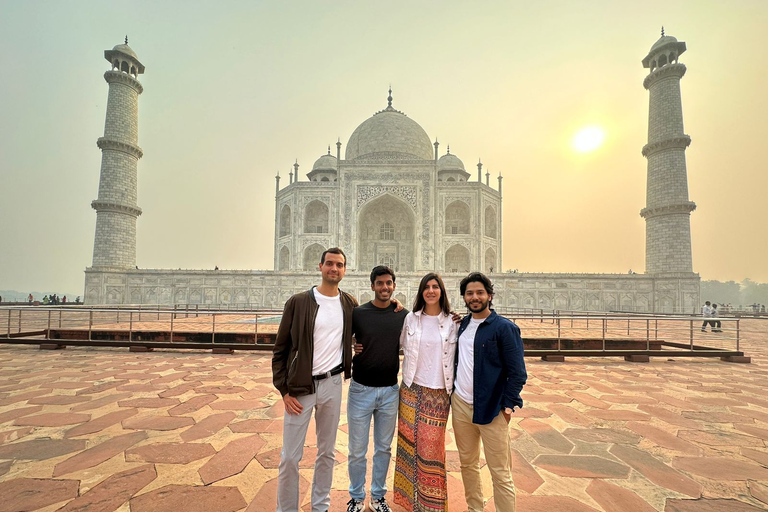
[455, 310, 527, 425]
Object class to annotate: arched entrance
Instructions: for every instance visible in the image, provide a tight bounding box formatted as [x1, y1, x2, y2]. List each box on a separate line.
[357, 195, 415, 271]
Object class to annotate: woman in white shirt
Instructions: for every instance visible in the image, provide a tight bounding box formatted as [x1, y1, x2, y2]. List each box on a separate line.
[393, 273, 458, 512]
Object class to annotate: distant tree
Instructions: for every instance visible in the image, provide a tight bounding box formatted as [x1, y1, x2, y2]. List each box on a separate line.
[741, 279, 768, 306]
[701, 280, 741, 305]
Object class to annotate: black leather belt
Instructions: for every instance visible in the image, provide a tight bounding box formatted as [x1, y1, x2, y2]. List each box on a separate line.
[313, 363, 344, 381]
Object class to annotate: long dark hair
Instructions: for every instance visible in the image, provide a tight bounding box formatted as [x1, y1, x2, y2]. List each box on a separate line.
[412, 272, 451, 315]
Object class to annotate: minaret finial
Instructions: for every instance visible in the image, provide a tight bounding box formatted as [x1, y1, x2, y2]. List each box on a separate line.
[387, 85, 392, 108]
[125, 35, 128, 45]
[661, 26, 665, 37]
[328, 145, 331, 155]
[447, 145, 450, 154]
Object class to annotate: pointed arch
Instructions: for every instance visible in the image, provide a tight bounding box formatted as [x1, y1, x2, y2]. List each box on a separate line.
[279, 205, 291, 237]
[445, 244, 470, 273]
[304, 200, 329, 233]
[445, 201, 470, 234]
[303, 243, 326, 270]
[484, 206, 497, 239]
[358, 194, 415, 271]
[485, 247, 496, 273]
[279, 246, 290, 271]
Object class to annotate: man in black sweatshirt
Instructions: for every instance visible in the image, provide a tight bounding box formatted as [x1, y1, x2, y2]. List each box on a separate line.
[346, 266, 408, 512]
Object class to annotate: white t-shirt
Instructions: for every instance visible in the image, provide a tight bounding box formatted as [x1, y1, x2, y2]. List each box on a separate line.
[454, 317, 484, 404]
[702, 305, 712, 317]
[312, 287, 344, 375]
[413, 314, 445, 389]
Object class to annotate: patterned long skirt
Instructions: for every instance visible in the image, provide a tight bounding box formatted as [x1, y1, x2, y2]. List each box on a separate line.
[393, 382, 450, 512]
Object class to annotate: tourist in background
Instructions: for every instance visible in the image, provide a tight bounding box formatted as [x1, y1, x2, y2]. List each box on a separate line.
[452, 272, 527, 512]
[701, 301, 712, 332]
[393, 272, 457, 512]
[711, 303, 722, 332]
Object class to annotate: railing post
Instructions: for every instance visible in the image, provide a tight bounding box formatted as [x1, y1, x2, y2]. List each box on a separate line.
[655, 319, 658, 340]
[170, 310, 174, 343]
[646, 319, 650, 350]
[18, 309, 22, 333]
[6, 309, 11, 338]
[627, 318, 630, 336]
[736, 319, 740, 352]
[59, 309, 62, 328]
[117, 305, 120, 324]
[88, 310, 93, 341]
[212, 313, 216, 345]
[47, 310, 52, 339]
[196, 304, 199, 318]
[602, 318, 606, 351]
[557, 316, 561, 351]
[129, 311, 133, 342]
[689, 319, 694, 351]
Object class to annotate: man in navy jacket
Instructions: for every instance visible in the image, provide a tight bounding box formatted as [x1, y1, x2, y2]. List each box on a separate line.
[452, 272, 527, 512]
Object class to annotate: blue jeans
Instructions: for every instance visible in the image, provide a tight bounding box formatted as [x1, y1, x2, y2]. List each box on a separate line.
[347, 380, 400, 501]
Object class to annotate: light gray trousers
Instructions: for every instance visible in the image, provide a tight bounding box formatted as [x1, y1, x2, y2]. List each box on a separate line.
[277, 373, 343, 512]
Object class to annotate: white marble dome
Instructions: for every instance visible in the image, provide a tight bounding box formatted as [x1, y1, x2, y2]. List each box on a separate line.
[438, 152, 465, 171]
[345, 107, 433, 161]
[650, 35, 678, 53]
[312, 153, 337, 171]
[112, 43, 139, 60]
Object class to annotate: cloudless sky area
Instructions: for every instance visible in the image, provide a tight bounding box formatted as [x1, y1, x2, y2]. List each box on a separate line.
[1, 0, 766, 296]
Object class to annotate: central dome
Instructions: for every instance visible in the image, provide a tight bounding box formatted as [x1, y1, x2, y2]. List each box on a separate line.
[345, 96, 433, 161]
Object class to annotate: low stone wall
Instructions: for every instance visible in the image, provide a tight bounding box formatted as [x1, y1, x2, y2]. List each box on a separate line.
[84, 269, 700, 314]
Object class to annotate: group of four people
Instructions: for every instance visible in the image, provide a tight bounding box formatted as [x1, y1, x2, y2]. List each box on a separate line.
[272, 247, 528, 512]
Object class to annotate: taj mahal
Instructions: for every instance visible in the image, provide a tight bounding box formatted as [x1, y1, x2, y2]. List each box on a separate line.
[84, 32, 700, 313]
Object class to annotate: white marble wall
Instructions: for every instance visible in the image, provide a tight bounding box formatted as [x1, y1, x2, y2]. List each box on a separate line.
[84, 268, 700, 314]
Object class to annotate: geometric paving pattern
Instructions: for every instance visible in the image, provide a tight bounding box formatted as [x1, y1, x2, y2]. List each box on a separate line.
[0, 319, 767, 511]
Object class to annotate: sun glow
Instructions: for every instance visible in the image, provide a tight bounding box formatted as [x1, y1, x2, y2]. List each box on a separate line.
[572, 126, 606, 153]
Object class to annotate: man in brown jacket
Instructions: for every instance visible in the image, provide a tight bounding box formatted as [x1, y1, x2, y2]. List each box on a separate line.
[273, 247, 358, 512]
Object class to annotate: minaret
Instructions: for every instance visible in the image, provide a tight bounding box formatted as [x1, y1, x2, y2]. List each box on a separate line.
[640, 29, 696, 274]
[91, 38, 145, 269]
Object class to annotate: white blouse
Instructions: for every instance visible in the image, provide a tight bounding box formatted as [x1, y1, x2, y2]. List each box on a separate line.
[400, 310, 458, 393]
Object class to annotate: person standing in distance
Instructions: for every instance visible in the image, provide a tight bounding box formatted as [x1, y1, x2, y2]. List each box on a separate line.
[452, 272, 527, 512]
[346, 266, 409, 512]
[272, 247, 357, 512]
[701, 300, 712, 332]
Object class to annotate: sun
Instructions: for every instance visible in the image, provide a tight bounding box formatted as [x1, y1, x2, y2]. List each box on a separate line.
[572, 126, 606, 153]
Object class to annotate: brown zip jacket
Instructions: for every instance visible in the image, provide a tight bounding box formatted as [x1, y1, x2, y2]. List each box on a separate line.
[272, 287, 358, 397]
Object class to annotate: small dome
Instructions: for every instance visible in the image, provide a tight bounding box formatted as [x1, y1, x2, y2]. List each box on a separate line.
[312, 154, 338, 171]
[112, 43, 139, 60]
[650, 35, 678, 53]
[438, 153, 465, 171]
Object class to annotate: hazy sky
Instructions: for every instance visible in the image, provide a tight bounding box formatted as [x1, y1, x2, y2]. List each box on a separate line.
[1, 0, 767, 296]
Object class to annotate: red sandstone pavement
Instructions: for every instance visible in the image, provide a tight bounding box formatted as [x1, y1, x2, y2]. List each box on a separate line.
[1, 319, 768, 511]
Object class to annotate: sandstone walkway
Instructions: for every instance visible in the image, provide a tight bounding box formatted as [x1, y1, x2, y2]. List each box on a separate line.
[0, 319, 767, 511]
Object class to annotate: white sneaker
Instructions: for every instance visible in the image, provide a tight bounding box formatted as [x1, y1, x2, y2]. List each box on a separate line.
[371, 498, 392, 512]
[347, 499, 364, 512]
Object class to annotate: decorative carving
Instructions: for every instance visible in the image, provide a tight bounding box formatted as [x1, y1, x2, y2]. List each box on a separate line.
[97, 137, 143, 158]
[640, 201, 697, 219]
[301, 238, 329, 250]
[104, 70, 144, 93]
[91, 200, 142, 217]
[643, 62, 686, 89]
[642, 135, 691, 157]
[357, 185, 417, 210]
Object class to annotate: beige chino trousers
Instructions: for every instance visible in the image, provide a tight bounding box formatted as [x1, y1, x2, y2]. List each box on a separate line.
[451, 394, 516, 512]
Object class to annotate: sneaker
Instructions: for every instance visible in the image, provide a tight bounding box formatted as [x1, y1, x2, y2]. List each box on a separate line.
[347, 499, 364, 512]
[371, 498, 392, 512]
